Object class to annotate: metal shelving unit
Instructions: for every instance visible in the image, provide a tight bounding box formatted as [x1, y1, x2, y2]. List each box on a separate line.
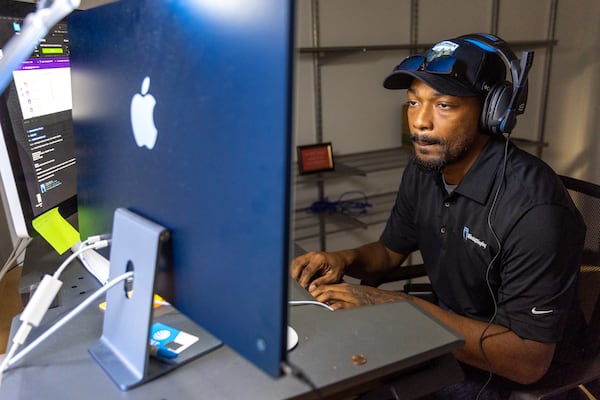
[294, 190, 397, 241]
[298, 39, 557, 56]
[294, 146, 413, 185]
[293, 147, 411, 242]
[294, 0, 558, 250]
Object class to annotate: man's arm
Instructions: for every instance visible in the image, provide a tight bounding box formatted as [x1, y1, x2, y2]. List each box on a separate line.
[412, 295, 556, 385]
[290, 241, 407, 290]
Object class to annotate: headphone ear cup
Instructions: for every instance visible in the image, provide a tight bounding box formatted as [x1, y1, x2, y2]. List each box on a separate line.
[481, 81, 513, 134]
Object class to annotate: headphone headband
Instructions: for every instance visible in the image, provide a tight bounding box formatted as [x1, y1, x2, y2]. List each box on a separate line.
[458, 33, 535, 134]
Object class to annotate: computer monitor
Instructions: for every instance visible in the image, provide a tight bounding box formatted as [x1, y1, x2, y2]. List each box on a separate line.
[0, 6, 77, 240]
[69, 0, 294, 381]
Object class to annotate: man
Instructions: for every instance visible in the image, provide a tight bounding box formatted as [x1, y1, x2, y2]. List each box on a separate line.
[291, 34, 586, 398]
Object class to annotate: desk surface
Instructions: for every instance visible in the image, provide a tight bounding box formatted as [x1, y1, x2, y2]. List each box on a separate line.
[1, 242, 463, 399]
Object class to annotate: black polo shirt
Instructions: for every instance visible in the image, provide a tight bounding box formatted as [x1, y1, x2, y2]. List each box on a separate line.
[380, 135, 586, 344]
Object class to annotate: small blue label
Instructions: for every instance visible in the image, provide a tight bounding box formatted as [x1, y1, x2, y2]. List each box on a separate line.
[150, 322, 180, 347]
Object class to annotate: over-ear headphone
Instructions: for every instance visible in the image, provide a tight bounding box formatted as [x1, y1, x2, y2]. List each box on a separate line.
[458, 33, 535, 135]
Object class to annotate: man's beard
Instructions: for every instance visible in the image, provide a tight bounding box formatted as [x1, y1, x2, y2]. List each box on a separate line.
[413, 154, 447, 171]
[410, 133, 473, 171]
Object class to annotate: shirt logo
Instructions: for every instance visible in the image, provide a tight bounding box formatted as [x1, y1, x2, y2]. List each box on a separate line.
[462, 226, 488, 249]
[531, 307, 554, 315]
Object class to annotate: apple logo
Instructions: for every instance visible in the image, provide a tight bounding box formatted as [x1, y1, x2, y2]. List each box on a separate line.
[130, 76, 158, 149]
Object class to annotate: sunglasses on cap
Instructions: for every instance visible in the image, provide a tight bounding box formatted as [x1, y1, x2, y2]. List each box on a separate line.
[392, 52, 478, 93]
[393, 54, 457, 75]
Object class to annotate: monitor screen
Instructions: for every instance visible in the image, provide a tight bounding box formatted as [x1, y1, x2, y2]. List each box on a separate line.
[69, 0, 294, 378]
[0, 9, 77, 239]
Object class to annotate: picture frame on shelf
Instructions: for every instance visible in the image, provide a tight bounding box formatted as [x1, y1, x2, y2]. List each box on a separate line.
[296, 142, 335, 175]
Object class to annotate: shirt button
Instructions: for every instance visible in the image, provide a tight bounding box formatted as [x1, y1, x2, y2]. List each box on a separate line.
[444, 201, 450, 208]
[440, 226, 446, 234]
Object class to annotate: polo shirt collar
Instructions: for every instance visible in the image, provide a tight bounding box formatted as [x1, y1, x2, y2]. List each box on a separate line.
[452, 136, 510, 204]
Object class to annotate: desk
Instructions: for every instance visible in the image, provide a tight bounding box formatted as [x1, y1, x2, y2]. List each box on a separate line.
[1, 241, 463, 399]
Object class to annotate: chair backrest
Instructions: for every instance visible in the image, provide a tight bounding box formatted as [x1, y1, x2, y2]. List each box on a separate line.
[559, 175, 600, 356]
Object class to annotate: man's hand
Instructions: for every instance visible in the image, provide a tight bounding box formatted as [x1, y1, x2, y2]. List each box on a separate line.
[290, 251, 346, 290]
[310, 282, 408, 310]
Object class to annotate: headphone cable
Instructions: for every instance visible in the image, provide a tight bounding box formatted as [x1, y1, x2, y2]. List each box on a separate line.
[475, 134, 510, 399]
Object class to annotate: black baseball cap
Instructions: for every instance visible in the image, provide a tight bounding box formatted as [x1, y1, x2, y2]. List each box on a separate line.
[383, 36, 507, 96]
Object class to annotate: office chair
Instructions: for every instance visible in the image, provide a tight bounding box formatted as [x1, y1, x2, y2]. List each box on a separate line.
[362, 175, 600, 399]
[509, 175, 600, 399]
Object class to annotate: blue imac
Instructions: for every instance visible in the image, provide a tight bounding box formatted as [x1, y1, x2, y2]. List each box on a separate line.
[69, 0, 295, 385]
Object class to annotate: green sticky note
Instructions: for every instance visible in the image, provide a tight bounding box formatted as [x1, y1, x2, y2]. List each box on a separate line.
[32, 207, 81, 255]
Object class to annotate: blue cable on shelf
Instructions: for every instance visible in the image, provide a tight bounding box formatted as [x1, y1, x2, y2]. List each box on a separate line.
[307, 191, 372, 216]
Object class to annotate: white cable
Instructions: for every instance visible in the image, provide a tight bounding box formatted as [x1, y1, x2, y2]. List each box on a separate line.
[0, 239, 22, 283]
[0, 240, 110, 384]
[53, 240, 110, 279]
[0, 322, 30, 378]
[0, 339, 19, 378]
[0, 273, 62, 383]
[12, 238, 31, 266]
[288, 300, 334, 311]
[1, 238, 24, 271]
[82, 234, 111, 245]
[3, 271, 133, 371]
[71, 236, 112, 285]
[0, 237, 32, 283]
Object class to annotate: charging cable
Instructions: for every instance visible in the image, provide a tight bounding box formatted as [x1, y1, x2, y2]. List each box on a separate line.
[288, 300, 333, 312]
[0, 271, 62, 379]
[1, 271, 133, 375]
[54, 238, 110, 279]
[0, 238, 110, 381]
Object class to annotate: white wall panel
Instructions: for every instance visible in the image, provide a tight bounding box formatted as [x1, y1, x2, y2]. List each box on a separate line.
[418, 0, 493, 42]
[293, 55, 318, 148]
[319, 51, 407, 154]
[498, 0, 552, 41]
[543, 0, 600, 184]
[318, 0, 411, 46]
[295, 0, 314, 48]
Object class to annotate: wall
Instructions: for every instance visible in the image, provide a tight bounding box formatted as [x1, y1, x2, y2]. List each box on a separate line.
[292, 0, 600, 252]
[544, 0, 600, 184]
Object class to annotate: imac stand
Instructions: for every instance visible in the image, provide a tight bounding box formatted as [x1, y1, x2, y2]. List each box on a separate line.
[89, 208, 222, 390]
